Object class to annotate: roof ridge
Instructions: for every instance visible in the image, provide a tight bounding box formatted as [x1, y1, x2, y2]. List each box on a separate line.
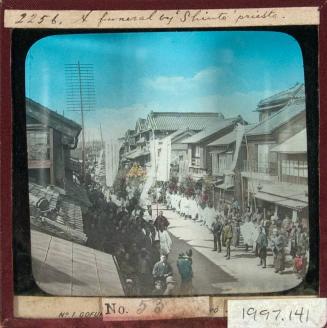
[149, 111, 222, 116]
[26, 97, 81, 129]
[247, 99, 305, 135]
[257, 83, 304, 105]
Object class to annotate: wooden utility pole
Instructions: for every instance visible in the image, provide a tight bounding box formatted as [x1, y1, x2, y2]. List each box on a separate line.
[65, 62, 95, 182]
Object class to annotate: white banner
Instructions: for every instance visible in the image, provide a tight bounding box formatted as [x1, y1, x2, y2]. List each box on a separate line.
[105, 140, 121, 187]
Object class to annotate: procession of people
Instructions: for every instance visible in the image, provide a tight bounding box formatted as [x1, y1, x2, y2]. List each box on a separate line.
[83, 166, 309, 297]
[83, 179, 196, 296]
[165, 186, 309, 277]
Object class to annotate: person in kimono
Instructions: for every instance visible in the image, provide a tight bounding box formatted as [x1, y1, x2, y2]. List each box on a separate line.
[256, 226, 268, 268]
[184, 195, 191, 219]
[190, 196, 198, 221]
[158, 228, 173, 258]
[241, 216, 255, 252]
[179, 195, 186, 217]
[198, 202, 205, 225]
[270, 228, 286, 274]
[175, 192, 182, 214]
[177, 253, 193, 295]
[154, 211, 170, 231]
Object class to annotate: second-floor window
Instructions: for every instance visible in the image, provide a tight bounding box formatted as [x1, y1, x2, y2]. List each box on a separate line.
[27, 129, 50, 161]
[257, 144, 272, 173]
[281, 160, 308, 178]
[212, 152, 233, 175]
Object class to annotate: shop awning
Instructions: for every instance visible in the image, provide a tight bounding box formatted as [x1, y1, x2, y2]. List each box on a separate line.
[255, 192, 285, 203]
[255, 191, 308, 210]
[270, 129, 307, 154]
[275, 198, 308, 210]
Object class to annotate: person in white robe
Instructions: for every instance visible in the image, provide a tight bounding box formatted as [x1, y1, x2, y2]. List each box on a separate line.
[206, 205, 217, 228]
[184, 196, 191, 218]
[180, 195, 186, 216]
[159, 230, 173, 257]
[166, 190, 172, 209]
[197, 203, 203, 223]
[176, 192, 182, 214]
[171, 192, 176, 210]
[240, 217, 256, 251]
[190, 196, 198, 220]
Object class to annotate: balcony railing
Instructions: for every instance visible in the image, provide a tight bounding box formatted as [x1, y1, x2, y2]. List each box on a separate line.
[191, 157, 201, 167]
[243, 160, 278, 176]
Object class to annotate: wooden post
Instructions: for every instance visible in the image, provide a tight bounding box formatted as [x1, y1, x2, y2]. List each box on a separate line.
[49, 128, 55, 185]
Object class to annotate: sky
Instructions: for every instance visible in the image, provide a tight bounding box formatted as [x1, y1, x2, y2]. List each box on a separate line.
[25, 31, 304, 142]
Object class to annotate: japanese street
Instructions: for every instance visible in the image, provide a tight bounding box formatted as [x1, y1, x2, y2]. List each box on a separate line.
[158, 207, 302, 295]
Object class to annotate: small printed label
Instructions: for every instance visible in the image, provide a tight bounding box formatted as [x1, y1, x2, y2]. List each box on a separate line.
[102, 297, 224, 321]
[228, 298, 327, 328]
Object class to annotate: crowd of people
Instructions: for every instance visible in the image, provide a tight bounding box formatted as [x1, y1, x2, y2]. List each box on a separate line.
[82, 174, 309, 297]
[164, 188, 309, 278]
[83, 181, 193, 296]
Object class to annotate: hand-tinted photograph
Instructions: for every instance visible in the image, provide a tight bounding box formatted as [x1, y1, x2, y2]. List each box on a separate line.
[24, 30, 311, 297]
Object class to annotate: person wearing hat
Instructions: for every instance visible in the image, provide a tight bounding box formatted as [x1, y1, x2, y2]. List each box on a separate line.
[177, 253, 193, 295]
[256, 225, 268, 268]
[154, 211, 170, 231]
[211, 216, 223, 252]
[125, 278, 136, 296]
[222, 219, 233, 260]
[270, 228, 286, 274]
[152, 255, 173, 285]
[164, 276, 176, 295]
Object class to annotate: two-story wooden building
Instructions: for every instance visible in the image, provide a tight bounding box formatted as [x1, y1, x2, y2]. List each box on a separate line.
[181, 116, 244, 180]
[241, 95, 307, 220]
[120, 111, 225, 168]
[26, 98, 82, 188]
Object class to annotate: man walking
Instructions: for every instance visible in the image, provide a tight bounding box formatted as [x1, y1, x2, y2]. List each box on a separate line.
[211, 216, 223, 252]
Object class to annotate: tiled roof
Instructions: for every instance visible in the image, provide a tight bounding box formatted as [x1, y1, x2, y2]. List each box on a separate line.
[256, 83, 305, 112]
[246, 99, 305, 136]
[26, 98, 82, 139]
[167, 128, 195, 142]
[60, 199, 84, 232]
[29, 182, 87, 243]
[208, 124, 255, 146]
[182, 117, 242, 144]
[147, 111, 225, 131]
[207, 130, 235, 146]
[29, 183, 61, 211]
